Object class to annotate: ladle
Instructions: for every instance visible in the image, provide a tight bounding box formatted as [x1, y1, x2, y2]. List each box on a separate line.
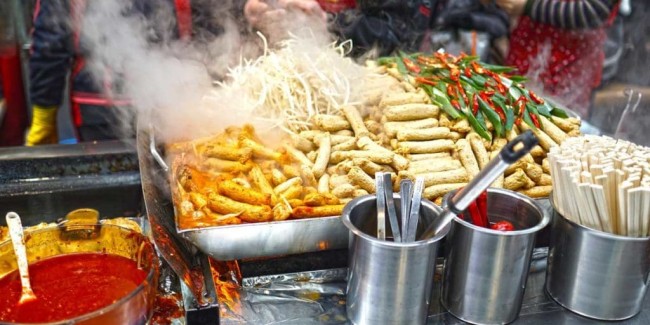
[5, 212, 37, 304]
[420, 130, 538, 240]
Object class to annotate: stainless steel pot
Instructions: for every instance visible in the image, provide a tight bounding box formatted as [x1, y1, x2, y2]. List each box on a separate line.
[546, 196, 650, 321]
[342, 194, 450, 325]
[441, 188, 549, 324]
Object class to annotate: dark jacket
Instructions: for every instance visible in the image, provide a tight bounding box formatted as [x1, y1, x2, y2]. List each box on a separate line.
[331, 0, 441, 57]
[330, 0, 509, 57]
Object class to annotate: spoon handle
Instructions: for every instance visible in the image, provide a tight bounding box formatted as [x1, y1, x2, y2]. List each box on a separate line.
[6, 212, 36, 302]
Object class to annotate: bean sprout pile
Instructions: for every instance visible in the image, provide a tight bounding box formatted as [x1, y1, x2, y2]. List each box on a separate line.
[212, 32, 365, 134]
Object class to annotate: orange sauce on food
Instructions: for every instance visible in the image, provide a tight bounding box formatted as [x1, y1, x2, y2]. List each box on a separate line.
[0, 253, 147, 323]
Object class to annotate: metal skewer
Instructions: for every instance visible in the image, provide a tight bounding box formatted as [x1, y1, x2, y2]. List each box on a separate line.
[400, 179, 413, 242]
[405, 177, 425, 242]
[375, 173, 386, 240]
[382, 173, 402, 242]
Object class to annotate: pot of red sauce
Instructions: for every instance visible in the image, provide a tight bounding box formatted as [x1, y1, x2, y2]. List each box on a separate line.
[0, 217, 159, 325]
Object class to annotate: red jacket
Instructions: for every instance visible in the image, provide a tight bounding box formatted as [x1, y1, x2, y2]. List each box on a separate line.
[506, 2, 619, 116]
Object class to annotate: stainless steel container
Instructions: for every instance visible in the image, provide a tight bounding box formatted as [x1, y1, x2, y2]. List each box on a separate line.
[546, 197, 650, 321]
[441, 188, 549, 324]
[342, 195, 450, 325]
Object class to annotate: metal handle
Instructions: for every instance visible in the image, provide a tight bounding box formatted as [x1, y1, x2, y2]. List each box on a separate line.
[149, 128, 169, 172]
[501, 130, 538, 163]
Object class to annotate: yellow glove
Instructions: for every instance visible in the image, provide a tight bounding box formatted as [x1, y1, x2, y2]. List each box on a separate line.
[26, 105, 58, 146]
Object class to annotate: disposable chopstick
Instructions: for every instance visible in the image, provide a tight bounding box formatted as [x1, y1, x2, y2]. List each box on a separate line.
[550, 136, 650, 237]
[591, 184, 612, 233]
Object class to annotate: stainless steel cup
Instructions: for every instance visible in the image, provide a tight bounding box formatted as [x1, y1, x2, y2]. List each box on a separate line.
[546, 197, 650, 320]
[441, 188, 549, 324]
[342, 194, 450, 325]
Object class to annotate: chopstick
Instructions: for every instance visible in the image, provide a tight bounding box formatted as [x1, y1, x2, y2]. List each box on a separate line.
[548, 135, 650, 237]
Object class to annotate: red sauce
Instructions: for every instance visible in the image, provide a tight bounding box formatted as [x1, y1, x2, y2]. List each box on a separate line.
[0, 253, 148, 323]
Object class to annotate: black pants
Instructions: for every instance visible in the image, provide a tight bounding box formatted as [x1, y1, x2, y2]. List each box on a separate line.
[77, 104, 134, 142]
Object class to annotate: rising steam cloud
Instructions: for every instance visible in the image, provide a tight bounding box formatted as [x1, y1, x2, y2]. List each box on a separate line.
[81, 0, 335, 143]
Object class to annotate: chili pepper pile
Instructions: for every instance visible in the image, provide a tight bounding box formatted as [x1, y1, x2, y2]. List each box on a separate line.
[377, 52, 569, 141]
[459, 191, 515, 231]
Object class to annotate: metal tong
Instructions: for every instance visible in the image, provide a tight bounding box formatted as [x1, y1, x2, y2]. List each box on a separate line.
[376, 172, 425, 242]
[419, 130, 538, 240]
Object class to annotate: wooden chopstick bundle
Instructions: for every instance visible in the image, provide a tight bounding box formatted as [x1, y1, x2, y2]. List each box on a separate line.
[549, 135, 650, 237]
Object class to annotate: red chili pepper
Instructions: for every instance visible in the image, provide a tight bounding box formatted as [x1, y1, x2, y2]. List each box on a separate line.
[515, 97, 527, 116]
[434, 52, 450, 63]
[476, 191, 488, 228]
[483, 89, 495, 97]
[402, 57, 421, 74]
[528, 91, 545, 105]
[496, 82, 507, 95]
[472, 94, 479, 115]
[450, 99, 461, 110]
[468, 201, 485, 228]
[464, 66, 472, 78]
[471, 61, 485, 74]
[490, 221, 515, 231]
[530, 112, 541, 128]
[415, 77, 436, 86]
[457, 83, 469, 105]
[417, 56, 436, 65]
[446, 84, 455, 97]
[515, 118, 522, 126]
[450, 67, 460, 81]
[494, 106, 506, 121]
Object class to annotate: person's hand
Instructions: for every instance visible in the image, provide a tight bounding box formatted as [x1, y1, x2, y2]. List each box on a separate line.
[244, 0, 326, 31]
[278, 0, 326, 20]
[26, 105, 58, 146]
[495, 0, 527, 17]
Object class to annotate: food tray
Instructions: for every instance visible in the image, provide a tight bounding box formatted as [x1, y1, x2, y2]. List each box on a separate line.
[140, 125, 553, 261]
[139, 127, 348, 261]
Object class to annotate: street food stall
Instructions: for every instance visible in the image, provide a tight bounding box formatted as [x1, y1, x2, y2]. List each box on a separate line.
[1, 12, 649, 325]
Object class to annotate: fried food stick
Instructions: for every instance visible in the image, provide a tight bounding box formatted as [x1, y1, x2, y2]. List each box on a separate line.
[397, 139, 455, 154]
[396, 127, 451, 141]
[349, 166, 376, 193]
[292, 205, 345, 218]
[218, 180, 272, 206]
[456, 139, 480, 178]
[384, 104, 439, 121]
[313, 114, 351, 132]
[203, 145, 253, 163]
[341, 105, 370, 137]
[207, 192, 272, 222]
[312, 133, 331, 179]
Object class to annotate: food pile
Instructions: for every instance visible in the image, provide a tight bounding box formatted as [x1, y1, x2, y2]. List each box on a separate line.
[170, 44, 583, 229]
[170, 125, 346, 229]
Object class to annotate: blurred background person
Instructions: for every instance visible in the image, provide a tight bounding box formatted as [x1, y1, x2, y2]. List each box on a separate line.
[26, 0, 325, 146]
[329, 0, 510, 63]
[0, 0, 29, 147]
[496, 0, 621, 117]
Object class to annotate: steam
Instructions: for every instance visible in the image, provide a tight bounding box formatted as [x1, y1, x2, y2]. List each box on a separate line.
[80, 0, 342, 144]
[518, 41, 593, 118]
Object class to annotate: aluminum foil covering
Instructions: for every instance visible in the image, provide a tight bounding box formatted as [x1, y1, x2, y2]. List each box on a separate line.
[220, 268, 348, 324]
[216, 250, 650, 324]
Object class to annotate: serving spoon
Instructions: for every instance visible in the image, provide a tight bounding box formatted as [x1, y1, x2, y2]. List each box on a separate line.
[5, 212, 37, 304]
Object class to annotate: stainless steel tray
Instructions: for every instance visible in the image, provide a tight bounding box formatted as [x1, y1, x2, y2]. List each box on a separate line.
[138, 127, 348, 261]
[179, 217, 348, 261]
